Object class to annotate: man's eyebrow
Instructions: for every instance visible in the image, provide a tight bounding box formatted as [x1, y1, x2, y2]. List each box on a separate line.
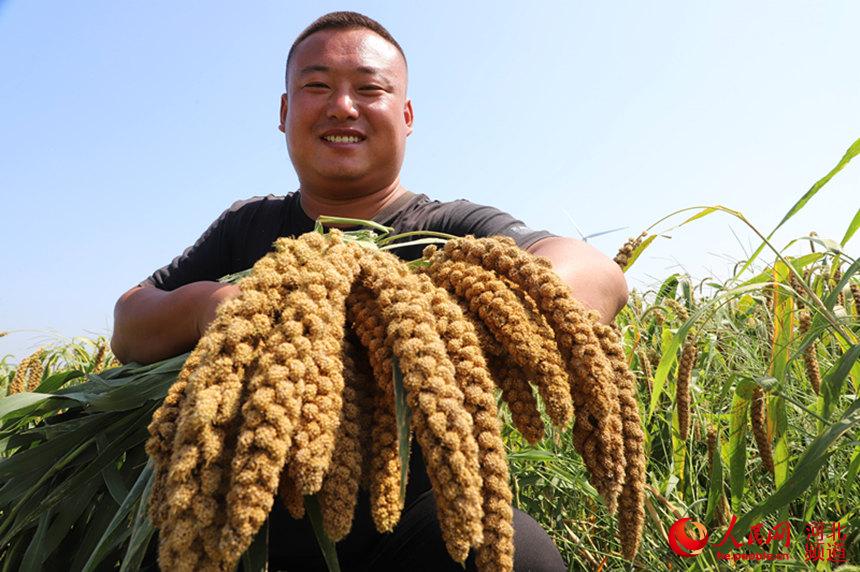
[298, 65, 389, 78]
[299, 65, 329, 76]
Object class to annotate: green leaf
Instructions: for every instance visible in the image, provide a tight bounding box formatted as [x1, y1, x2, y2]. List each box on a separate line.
[728, 380, 753, 513]
[739, 137, 860, 275]
[86, 372, 178, 412]
[41, 479, 101, 560]
[704, 426, 724, 525]
[239, 516, 269, 572]
[0, 392, 84, 423]
[119, 461, 156, 572]
[38, 408, 153, 518]
[392, 357, 412, 503]
[654, 274, 679, 305]
[646, 326, 678, 423]
[0, 437, 97, 544]
[99, 433, 130, 505]
[0, 412, 118, 480]
[769, 395, 790, 488]
[37, 370, 85, 393]
[82, 459, 153, 572]
[840, 208, 860, 246]
[69, 492, 124, 572]
[621, 233, 657, 271]
[768, 261, 794, 383]
[19, 507, 52, 572]
[821, 343, 860, 421]
[846, 446, 860, 489]
[305, 495, 341, 572]
[670, 406, 686, 485]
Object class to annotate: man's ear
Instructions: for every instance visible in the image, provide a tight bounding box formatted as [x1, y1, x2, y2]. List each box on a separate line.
[279, 93, 288, 133]
[404, 99, 414, 136]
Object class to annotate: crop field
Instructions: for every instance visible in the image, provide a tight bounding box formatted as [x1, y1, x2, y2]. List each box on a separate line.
[1, 139, 859, 571]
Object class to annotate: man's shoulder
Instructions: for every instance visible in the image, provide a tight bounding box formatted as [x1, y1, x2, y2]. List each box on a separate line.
[393, 193, 484, 217]
[222, 192, 299, 217]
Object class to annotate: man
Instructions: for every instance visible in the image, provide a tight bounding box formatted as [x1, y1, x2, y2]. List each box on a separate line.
[112, 11, 627, 571]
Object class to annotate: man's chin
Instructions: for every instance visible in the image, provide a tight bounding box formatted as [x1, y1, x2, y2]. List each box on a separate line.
[312, 167, 369, 183]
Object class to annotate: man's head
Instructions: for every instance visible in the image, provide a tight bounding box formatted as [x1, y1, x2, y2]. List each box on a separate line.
[279, 12, 413, 199]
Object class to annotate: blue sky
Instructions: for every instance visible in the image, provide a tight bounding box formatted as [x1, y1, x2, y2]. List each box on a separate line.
[1, 1, 858, 361]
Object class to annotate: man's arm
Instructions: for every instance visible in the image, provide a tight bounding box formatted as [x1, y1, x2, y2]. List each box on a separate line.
[526, 236, 629, 324]
[111, 282, 241, 365]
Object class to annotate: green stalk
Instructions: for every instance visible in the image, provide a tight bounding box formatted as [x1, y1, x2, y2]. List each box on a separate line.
[315, 215, 394, 236]
[376, 230, 457, 246]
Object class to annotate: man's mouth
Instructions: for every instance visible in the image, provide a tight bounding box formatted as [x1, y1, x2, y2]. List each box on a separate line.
[321, 134, 364, 144]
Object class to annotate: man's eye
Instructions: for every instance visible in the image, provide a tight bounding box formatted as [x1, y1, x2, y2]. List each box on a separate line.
[359, 85, 384, 91]
[304, 82, 328, 89]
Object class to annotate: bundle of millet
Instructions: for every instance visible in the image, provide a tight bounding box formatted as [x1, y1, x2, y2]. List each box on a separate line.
[146, 230, 648, 570]
[432, 236, 627, 514]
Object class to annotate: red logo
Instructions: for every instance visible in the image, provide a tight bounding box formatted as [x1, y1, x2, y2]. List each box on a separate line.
[668, 517, 709, 558]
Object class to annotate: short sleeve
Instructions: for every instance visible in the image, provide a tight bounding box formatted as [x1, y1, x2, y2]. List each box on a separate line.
[418, 199, 555, 249]
[139, 203, 237, 291]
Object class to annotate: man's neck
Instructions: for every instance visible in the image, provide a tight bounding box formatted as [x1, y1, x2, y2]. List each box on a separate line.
[299, 181, 407, 222]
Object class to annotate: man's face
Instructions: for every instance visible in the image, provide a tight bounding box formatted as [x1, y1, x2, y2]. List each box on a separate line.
[280, 28, 413, 197]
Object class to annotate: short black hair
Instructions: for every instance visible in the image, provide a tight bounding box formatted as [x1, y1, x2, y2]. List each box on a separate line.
[285, 11, 407, 87]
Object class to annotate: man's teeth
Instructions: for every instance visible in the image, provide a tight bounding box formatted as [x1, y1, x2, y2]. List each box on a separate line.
[323, 135, 362, 143]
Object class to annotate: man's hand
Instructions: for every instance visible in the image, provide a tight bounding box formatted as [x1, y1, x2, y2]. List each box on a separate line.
[195, 283, 242, 337]
[111, 282, 241, 365]
[526, 236, 628, 324]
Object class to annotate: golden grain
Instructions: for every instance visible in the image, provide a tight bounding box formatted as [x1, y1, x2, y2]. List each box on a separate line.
[436, 237, 626, 515]
[613, 232, 647, 270]
[421, 255, 573, 428]
[676, 340, 696, 441]
[750, 386, 774, 475]
[358, 249, 484, 563]
[347, 286, 404, 533]
[798, 310, 821, 395]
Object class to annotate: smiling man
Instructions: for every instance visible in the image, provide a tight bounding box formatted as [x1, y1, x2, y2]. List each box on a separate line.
[112, 11, 625, 571]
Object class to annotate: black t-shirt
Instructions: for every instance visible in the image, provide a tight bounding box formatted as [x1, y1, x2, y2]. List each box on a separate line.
[141, 190, 553, 290]
[142, 190, 554, 566]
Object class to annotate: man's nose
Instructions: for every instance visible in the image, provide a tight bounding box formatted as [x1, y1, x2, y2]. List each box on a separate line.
[327, 90, 359, 121]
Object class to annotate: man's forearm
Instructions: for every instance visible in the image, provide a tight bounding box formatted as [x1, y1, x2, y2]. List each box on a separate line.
[111, 282, 228, 365]
[526, 236, 629, 323]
